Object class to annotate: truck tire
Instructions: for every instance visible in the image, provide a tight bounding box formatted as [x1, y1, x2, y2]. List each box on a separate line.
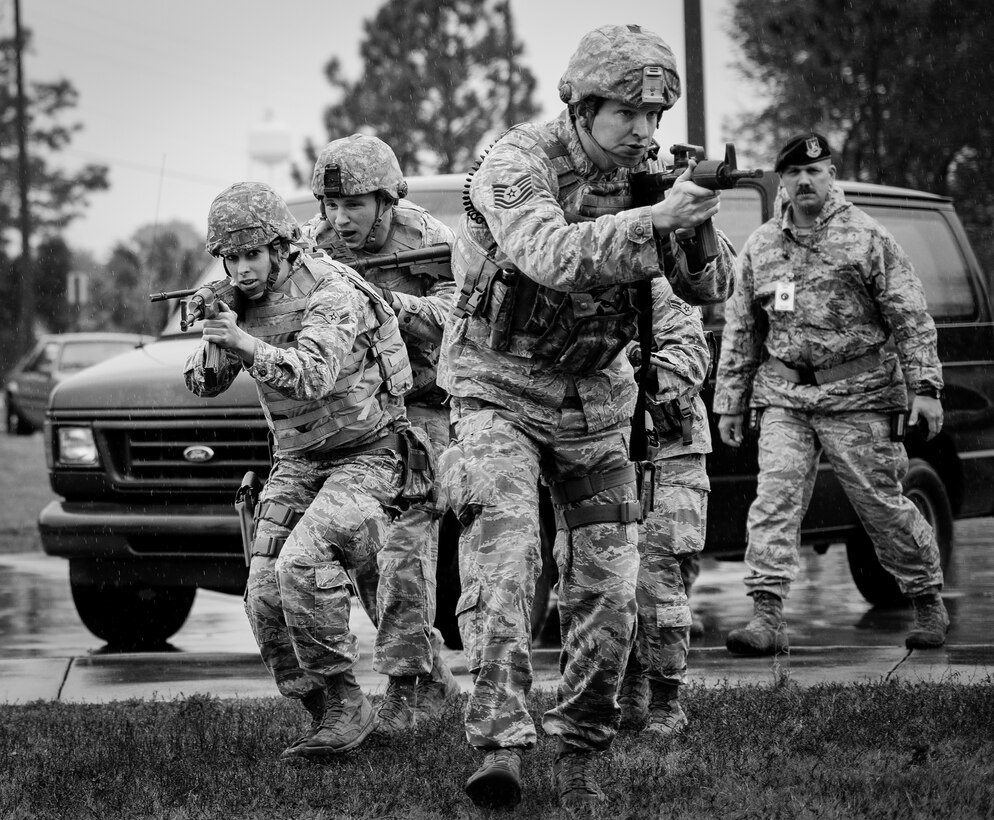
[70, 582, 197, 648]
[845, 458, 953, 607]
[6, 402, 33, 436]
[434, 489, 558, 650]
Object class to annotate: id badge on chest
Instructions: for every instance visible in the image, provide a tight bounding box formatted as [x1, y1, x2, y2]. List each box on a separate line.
[774, 281, 796, 312]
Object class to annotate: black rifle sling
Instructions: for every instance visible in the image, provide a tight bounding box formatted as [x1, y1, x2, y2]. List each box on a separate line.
[629, 278, 653, 462]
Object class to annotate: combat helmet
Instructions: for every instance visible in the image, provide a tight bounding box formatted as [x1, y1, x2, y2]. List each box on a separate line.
[558, 24, 680, 111]
[205, 181, 301, 258]
[311, 134, 409, 202]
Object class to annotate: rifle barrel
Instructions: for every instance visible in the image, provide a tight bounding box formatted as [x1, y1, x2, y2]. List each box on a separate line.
[149, 288, 196, 303]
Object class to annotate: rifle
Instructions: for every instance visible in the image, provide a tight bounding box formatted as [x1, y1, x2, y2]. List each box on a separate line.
[632, 142, 763, 266]
[322, 243, 452, 277]
[627, 143, 761, 470]
[149, 279, 245, 390]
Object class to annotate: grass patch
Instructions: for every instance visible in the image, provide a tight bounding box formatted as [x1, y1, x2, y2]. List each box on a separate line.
[0, 433, 53, 554]
[1, 683, 992, 819]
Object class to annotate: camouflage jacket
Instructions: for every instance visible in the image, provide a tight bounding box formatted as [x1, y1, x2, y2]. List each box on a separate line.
[714, 184, 943, 415]
[183, 251, 409, 453]
[439, 109, 734, 431]
[302, 200, 456, 405]
[631, 277, 712, 458]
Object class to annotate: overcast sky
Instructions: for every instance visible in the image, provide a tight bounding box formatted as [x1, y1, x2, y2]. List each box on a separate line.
[14, 0, 755, 262]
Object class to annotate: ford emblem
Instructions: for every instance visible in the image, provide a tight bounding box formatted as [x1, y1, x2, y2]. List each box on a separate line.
[183, 445, 216, 463]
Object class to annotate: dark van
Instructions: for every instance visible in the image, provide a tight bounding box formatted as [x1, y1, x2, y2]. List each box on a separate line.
[39, 172, 994, 647]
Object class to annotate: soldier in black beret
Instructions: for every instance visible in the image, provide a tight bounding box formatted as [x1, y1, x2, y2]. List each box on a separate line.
[774, 131, 832, 173]
[713, 127, 949, 659]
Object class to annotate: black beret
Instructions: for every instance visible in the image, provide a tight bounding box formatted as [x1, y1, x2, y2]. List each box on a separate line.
[774, 132, 832, 173]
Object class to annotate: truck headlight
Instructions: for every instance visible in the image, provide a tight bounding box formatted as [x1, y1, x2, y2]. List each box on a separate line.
[56, 426, 100, 467]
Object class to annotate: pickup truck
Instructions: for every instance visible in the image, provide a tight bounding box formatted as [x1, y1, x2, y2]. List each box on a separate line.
[39, 171, 994, 647]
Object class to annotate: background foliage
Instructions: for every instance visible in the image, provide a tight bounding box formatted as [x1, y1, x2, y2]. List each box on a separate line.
[728, 0, 994, 273]
[295, 0, 538, 181]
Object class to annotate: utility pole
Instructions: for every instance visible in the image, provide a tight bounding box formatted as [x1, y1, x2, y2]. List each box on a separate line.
[683, 0, 707, 153]
[501, 0, 516, 127]
[14, 0, 35, 354]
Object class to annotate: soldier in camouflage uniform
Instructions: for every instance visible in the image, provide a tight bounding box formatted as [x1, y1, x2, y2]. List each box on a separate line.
[301, 134, 460, 734]
[437, 24, 734, 811]
[184, 182, 435, 761]
[619, 278, 711, 737]
[714, 133, 948, 657]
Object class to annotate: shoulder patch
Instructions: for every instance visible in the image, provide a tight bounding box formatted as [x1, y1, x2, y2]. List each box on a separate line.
[668, 297, 693, 316]
[492, 174, 535, 209]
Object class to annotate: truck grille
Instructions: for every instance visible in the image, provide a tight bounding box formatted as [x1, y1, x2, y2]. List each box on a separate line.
[97, 418, 271, 487]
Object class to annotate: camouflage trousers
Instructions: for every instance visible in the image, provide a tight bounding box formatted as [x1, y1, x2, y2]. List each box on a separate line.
[634, 454, 709, 685]
[440, 398, 640, 752]
[745, 408, 943, 598]
[244, 447, 407, 700]
[350, 403, 450, 673]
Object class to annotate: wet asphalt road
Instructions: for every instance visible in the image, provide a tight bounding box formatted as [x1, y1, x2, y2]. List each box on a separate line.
[2, 516, 993, 660]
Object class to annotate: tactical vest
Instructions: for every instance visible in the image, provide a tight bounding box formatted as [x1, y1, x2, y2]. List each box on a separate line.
[453, 126, 641, 374]
[314, 203, 449, 402]
[241, 252, 413, 454]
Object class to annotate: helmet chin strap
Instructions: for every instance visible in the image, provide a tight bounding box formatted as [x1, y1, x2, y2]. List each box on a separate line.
[267, 242, 291, 290]
[362, 198, 390, 253]
[574, 109, 647, 171]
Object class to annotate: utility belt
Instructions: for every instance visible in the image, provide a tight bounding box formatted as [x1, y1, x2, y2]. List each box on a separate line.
[768, 348, 883, 386]
[240, 426, 435, 562]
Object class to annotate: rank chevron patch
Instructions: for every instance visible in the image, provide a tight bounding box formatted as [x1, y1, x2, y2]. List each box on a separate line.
[492, 175, 535, 209]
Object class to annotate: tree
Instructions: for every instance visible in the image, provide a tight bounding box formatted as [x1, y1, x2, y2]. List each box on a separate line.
[298, 0, 538, 182]
[86, 223, 206, 335]
[0, 24, 110, 357]
[727, 0, 994, 270]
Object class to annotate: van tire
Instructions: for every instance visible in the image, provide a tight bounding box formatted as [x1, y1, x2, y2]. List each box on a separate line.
[6, 403, 33, 436]
[845, 458, 953, 607]
[434, 489, 558, 650]
[70, 582, 197, 648]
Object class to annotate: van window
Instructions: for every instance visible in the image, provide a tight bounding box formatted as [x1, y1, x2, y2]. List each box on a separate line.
[862, 206, 976, 321]
[702, 186, 767, 326]
[406, 190, 465, 231]
[713, 186, 766, 254]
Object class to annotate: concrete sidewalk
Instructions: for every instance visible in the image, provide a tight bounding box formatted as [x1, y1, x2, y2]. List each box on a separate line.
[2, 644, 991, 705]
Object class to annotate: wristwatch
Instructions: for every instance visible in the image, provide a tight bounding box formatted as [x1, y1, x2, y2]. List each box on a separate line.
[916, 386, 943, 400]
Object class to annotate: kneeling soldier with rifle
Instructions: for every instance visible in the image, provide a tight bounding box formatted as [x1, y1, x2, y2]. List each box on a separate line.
[183, 181, 436, 761]
[302, 133, 461, 734]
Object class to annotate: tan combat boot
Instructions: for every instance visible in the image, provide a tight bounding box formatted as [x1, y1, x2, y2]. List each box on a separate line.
[280, 688, 327, 759]
[465, 748, 523, 808]
[296, 670, 376, 758]
[905, 589, 950, 649]
[725, 590, 789, 656]
[645, 680, 688, 737]
[375, 675, 418, 735]
[553, 741, 605, 815]
[413, 647, 461, 721]
[618, 655, 649, 730]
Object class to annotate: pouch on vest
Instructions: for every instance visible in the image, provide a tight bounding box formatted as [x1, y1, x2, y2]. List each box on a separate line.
[529, 286, 637, 374]
[399, 425, 436, 505]
[648, 395, 695, 445]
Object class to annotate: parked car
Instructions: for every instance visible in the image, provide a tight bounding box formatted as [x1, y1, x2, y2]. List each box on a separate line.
[5, 332, 152, 435]
[38, 172, 994, 648]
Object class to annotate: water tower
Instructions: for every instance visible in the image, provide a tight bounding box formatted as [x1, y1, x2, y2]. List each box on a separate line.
[248, 109, 292, 192]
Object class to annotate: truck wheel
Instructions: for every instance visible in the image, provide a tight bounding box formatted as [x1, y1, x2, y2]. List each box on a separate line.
[845, 458, 953, 607]
[6, 403, 33, 436]
[434, 490, 558, 650]
[70, 582, 197, 648]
